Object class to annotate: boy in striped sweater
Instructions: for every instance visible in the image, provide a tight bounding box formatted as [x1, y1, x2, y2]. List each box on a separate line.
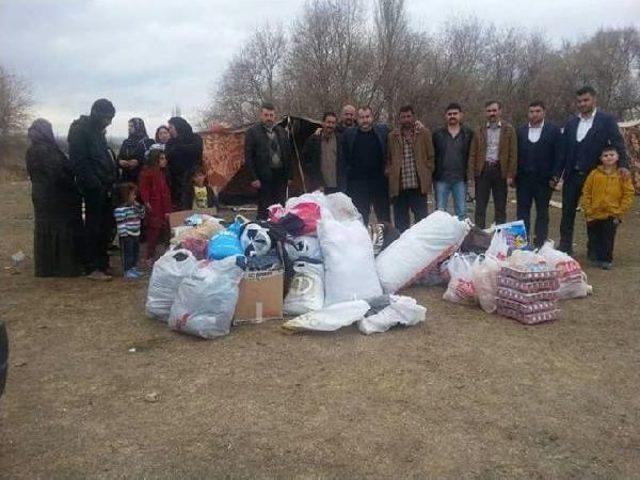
[113, 182, 145, 278]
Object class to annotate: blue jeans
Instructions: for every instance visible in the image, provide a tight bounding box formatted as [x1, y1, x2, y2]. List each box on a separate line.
[120, 235, 140, 272]
[436, 181, 467, 220]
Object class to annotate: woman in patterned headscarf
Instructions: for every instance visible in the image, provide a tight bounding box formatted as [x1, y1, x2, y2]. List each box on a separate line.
[117, 117, 154, 183]
[25, 118, 83, 277]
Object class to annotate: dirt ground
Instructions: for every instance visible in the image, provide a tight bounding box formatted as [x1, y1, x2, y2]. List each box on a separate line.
[0, 178, 639, 480]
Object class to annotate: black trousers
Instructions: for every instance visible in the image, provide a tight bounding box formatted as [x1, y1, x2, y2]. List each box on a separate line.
[474, 164, 507, 229]
[348, 178, 390, 225]
[586, 217, 617, 262]
[516, 174, 553, 248]
[257, 170, 288, 220]
[393, 188, 428, 232]
[83, 190, 112, 273]
[559, 170, 588, 254]
[120, 235, 140, 272]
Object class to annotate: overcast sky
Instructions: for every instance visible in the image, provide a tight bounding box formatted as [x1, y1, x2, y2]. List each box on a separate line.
[1, 0, 639, 138]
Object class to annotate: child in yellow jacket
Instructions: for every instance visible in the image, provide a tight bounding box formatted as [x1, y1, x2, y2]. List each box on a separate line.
[580, 146, 634, 269]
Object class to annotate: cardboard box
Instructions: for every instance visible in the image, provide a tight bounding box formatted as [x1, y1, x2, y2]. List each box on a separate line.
[233, 269, 284, 325]
[168, 208, 218, 229]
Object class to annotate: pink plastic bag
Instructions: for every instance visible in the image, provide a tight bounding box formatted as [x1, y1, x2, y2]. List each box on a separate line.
[267, 204, 286, 222]
[269, 202, 322, 235]
[180, 237, 209, 260]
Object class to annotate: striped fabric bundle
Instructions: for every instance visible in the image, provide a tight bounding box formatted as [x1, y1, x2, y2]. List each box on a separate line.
[114, 204, 145, 237]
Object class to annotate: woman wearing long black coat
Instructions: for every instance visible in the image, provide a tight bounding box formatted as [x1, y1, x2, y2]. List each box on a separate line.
[26, 119, 83, 277]
[165, 116, 203, 209]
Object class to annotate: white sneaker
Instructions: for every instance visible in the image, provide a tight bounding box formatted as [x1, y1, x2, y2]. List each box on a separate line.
[86, 270, 112, 281]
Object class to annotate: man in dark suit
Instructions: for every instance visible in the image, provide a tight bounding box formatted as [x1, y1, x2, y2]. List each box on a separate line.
[244, 103, 292, 220]
[553, 86, 630, 255]
[516, 101, 563, 248]
[342, 106, 390, 224]
[302, 111, 346, 194]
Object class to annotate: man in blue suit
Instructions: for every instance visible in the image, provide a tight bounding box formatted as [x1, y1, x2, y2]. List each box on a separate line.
[516, 101, 563, 248]
[553, 86, 630, 255]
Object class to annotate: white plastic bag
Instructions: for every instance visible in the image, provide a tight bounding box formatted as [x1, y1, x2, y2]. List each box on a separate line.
[538, 241, 592, 299]
[507, 249, 547, 268]
[472, 254, 501, 313]
[168, 257, 244, 339]
[283, 261, 325, 315]
[145, 249, 198, 321]
[486, 230, 509, 261]
[376, 211, 470, 293]
[443, 253, 477, 305]
[285, 191, 330, 213]
[358, 295, 426, 335]
[282, 300, 371, 332]
[318, 218, 383, 305]
[284, 235, 322, 261]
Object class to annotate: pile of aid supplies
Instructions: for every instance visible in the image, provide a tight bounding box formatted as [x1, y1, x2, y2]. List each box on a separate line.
[144, 192, 593, 340]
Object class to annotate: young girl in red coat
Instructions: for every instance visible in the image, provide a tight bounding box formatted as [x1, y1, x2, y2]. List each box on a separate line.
[139, 148, 172, 265]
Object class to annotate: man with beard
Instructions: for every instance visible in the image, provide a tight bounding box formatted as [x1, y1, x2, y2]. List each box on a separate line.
[432, 103, 474, 220]
[515, 101, 563, 248]
[553, 86, 630, 255]
[68, 98, 117, 280]
[336, 104, 357, 133]
[469, 100, 517, 228]
[302, 111, 345, 193]
[342, 106, 390, 224]
[386, 105, 434, 232]
[245, 103, 292, 219]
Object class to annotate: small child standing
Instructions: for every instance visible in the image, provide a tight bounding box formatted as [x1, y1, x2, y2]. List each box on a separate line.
[139, 148, 172, 265]
[580, 146, 634, 270]
[181, 167, 219, 210]
[114, 182, 145, 278]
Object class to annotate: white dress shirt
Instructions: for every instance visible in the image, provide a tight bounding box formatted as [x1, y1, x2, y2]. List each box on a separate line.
[528, 121, 544, 143]
[576, 108, 597, 142]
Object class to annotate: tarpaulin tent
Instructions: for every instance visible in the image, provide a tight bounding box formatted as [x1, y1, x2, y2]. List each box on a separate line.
[200, 116, 321, 205]
[619, 120, 640, 194]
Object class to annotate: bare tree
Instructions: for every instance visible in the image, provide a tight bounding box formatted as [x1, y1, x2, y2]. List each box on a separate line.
[569, 28, 640, 119]
[204, 23, 287, 127]
[204, 1, 640, 130]
[0, 66, 32, 144]
[283, 0, 369, 116]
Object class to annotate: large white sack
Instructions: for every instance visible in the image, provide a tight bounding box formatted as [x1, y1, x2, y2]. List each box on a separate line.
[318, 218, 383, 305]
[376, 211, 470, 293]
[282, 300, 371, 332]
[325, 192, 362, 222]
[358, 295, 427, 335]
[283, 261, 325, 315]
[168, 257, 244, 339]
[145, 249, 198, 321]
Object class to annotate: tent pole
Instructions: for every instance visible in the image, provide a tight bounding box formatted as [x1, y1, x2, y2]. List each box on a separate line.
[289, 116, 307, 193]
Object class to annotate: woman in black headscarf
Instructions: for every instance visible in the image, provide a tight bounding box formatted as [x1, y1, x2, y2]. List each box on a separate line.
[165, 116, 203, 209]
[117, 117, 153, 183]
[155, 125, 171, 145]
[25, 119, 83, 277]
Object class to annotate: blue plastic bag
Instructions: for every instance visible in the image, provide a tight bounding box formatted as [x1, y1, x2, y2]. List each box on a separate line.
[208, 218, 245, 260]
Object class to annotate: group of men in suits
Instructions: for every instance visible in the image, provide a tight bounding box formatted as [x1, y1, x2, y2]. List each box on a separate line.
[243, 86, 630, 257]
